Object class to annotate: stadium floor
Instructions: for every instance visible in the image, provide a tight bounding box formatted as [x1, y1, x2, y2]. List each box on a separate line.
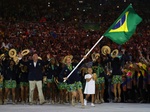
[0, 103, 150, 112]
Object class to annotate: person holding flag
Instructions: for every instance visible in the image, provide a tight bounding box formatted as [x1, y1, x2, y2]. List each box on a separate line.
[59, 55, 84, 108]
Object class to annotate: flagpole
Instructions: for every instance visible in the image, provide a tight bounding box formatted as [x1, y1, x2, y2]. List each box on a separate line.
[64, 35, 104, 82]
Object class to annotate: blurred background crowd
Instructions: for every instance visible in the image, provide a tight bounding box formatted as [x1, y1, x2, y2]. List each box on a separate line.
[0, 0, 150, 61]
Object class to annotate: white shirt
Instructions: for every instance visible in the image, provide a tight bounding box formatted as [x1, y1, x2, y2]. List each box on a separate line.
[33, 62, 37, 67]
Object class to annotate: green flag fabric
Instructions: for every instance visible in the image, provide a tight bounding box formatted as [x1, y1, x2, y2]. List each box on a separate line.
[103, 4, 142, 45]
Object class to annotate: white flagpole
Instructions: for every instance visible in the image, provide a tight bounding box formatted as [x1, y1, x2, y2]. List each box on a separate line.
[64, 35, 104, 82]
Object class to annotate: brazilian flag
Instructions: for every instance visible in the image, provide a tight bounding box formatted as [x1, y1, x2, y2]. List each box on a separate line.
[104, 4, 142, 45]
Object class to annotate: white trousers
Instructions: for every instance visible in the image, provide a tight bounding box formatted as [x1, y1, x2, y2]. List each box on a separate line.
[29, 81, 45, 104]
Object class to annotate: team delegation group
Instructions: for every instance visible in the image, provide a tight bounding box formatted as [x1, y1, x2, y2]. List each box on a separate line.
[0, 49, 150, 107]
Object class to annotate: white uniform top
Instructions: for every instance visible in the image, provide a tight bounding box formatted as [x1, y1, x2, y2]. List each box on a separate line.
[84, 73, 95, 94]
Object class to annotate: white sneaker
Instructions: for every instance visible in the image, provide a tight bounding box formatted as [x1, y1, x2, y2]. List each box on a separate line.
[84, 99, 87, 106]
[91, 103, 95, 107]
[101, 98, 104, 103]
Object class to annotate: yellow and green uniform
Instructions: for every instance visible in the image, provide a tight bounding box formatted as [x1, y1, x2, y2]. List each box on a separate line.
[4, 80, 16, 88]
[93, 64, 105, 90]
[4, 66, 18, 89]
[59, 63, 82, 92]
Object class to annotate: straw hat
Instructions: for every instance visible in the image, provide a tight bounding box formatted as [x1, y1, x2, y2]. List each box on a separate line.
[0, 54, 5, 60]
[95, 53, 100, 59]
[38, 56, 42, 60]
[85, 49, 89, 54]
[21, 49, 30, 56]
[63, 55, 73, 64]
[111, 49, 119, 58]
[9, 48, 17, 58]
[101, 46, 111, 55]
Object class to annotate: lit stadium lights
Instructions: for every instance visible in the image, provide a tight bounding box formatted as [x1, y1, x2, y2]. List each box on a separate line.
[48, 2, 50, 7]
[100, 4, 102, 6]
[74, 19, 77, 21]
[79, 1, 83, 3]
[124, 0, 126, 2]
[77, 8, 79, 10]
[83, 9, 85, 12]
[63, 18, 65, 20]
[99, 14, 101, 16]
[117, 6, 119, 8]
